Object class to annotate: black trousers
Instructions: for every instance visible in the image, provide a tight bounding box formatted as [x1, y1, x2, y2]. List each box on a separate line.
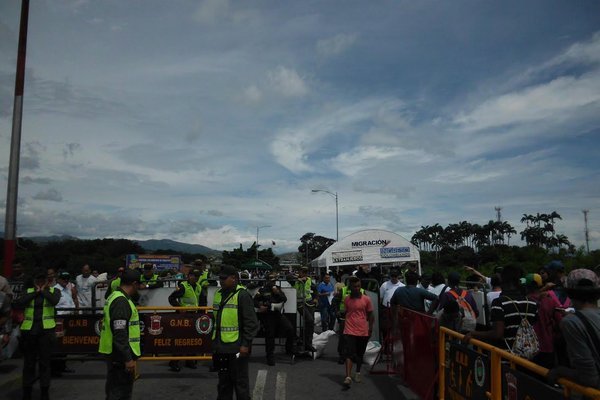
[22, 330, 55, 390]
[299, 306, 314, 348]
[337, 319, 346, 356]
[213, 353, 250, 400]
[105, 360, 134, 400]
[259, 313, 294, 356]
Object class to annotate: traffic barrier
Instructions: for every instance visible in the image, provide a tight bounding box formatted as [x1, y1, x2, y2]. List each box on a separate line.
[52, 306, 214, 361]
[439, 326, 600, 400]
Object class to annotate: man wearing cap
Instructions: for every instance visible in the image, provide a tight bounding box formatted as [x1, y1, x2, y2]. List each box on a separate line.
[254, 273, 295, 365]
[140, 263, 163, 290]
[99, 269, 142, 400]
[167, 269, 202, 371]
[13, 270, 61, 400]
[548, 268, 600, 389]
[294, 267, 317, 352]
[212, 265, 258, 400]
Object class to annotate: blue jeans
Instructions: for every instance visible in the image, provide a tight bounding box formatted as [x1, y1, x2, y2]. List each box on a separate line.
[319, 305, 334, 331]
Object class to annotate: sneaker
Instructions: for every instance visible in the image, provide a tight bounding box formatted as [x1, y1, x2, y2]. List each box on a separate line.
[354, 372, 362, 383]
[343, 376, 352, 388]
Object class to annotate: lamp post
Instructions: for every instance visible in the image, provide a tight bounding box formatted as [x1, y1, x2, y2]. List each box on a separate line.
[311, 189, 338, 242]
[256, 225, 271, 260]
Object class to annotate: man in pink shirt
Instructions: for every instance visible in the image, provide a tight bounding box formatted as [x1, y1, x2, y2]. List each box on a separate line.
[342, 276, 374, 388]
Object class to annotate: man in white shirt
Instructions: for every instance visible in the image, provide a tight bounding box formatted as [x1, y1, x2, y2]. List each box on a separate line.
[76, 264, 98, 311]
[54, 272, 78, 315]
[379, 270, 404, 307]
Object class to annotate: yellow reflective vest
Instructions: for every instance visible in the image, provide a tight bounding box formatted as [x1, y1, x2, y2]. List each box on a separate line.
[212, 285, 244, 343]
[21, 287, 56, 330]
[99, 290, 141, 357]
[180, 281, 200, 306]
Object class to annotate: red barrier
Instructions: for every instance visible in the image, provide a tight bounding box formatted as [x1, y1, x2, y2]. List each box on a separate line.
[394, 307, 438, 400]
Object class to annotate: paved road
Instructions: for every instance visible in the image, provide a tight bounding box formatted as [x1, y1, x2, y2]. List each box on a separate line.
[1, 336, 419, 400]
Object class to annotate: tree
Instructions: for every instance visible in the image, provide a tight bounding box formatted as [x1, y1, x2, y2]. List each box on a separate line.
[222, 243, 280, 270]
[298, 233, 335, 265]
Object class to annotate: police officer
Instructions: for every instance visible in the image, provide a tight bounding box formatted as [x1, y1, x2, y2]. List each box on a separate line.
[254, 273, 295, 366]
[293, 267, 317, 352]
[192, 259, 210, 306]
[14, 270, 61, 400]
[139, 263, 163, 289]
[167, 269, 202, 371]
[99, 269, 142, 400]
[212, 265, 258, 400]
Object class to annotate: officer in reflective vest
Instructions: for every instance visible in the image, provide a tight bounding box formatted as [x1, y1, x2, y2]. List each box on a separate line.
[293, 267, 317, 352]
[139, 263, 163, 289]
[13, 270, 61, 400]
[193, 259, 210, 306]
[212, 264, 258, 400]
[99, 269, 141, 400]
[167, 269, 202, 372]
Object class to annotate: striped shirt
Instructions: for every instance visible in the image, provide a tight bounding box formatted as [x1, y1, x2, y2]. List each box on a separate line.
[490, 292, 538, 349]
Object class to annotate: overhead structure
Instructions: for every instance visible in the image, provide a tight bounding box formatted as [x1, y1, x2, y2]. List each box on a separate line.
[241, 259, 273, 270]
[311, 229, 421, 273]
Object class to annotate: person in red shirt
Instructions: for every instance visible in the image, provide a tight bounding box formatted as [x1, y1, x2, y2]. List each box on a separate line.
[342, 276, 374, 389]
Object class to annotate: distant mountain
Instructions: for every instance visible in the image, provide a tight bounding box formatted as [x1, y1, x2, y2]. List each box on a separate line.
[23, 234, 79, 244]
[135, 239, 221, 256]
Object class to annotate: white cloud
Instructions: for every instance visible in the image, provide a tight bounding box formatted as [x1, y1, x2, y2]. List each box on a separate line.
[316, 33, 358, 57]
[330, 146, 409, 176]
[270, 131, 313, 174]
[33, 188, 63, 202]
[193, 0, 231, 24]
[242, 85, 262, 103]
[455, 72, 600, 132]
[267, 66, 309, 97]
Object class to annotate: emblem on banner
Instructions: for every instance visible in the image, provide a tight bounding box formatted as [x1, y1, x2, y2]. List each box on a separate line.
[196, 315, 213, 335]
[94, 320, 103, 336]
[475, 356, 485, 387]
[148, 315, 164, 335]
[55, 319, 65, 338]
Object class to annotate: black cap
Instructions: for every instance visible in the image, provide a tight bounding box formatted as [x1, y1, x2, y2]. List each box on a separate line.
[121, 269, 141, 285]
[390, 270, 399, 277]
[189, 269, 200, 277]
[143, 263, 154, 270]
[219, 265, 238, 277]
[59, 271, 71, 280]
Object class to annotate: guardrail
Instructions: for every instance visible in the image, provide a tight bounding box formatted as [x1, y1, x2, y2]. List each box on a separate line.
[439, 326, 600, 400]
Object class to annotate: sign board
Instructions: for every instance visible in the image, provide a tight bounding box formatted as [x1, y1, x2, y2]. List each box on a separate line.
[331, 250, 363, 263]
[445, 342, 490, 399]
[501, 364, 563, 400]
[142, 313, 213, 354]
[55, 315, 102, 354]
[126, 254, 182, 272]
[380, 246, 411, 258]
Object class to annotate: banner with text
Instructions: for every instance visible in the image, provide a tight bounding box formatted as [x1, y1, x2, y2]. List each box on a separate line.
[444, 342, 490, 400]
[142, 312, 213, 355]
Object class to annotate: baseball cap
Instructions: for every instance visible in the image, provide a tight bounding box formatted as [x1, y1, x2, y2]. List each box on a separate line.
[390, 269, 399, 277]
[219, 265, 238, 279]
[566, 268, 600, 291]
[544, 260, 565, 271]
[143, 263, 154, 270]
[121, 269, 141, 285]
[59, 271, 71, 280]
[521, 273, 542, 288]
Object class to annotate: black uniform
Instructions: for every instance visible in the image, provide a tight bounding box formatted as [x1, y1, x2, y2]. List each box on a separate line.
[105, 289, 138, 400]
[254, 284, 295, 363]
[13, 287, 61, 400]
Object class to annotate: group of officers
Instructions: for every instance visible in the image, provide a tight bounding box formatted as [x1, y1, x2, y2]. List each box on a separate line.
[14, 263, 357, 400]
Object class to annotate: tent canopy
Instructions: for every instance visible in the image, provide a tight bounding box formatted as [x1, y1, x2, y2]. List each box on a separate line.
[311, 229, 420, 272]
[241, 259, 273, 270]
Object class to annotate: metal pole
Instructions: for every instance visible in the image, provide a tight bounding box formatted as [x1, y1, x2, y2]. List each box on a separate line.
[335, 192, 339, 242]
[256, 226, 259, 260]
[3, 0, 30, 278]
[583, 210, 590, 254]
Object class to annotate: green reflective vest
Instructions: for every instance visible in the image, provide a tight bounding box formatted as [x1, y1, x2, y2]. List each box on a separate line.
[295, 277, 313, 302]
[339, 286, 365, 313]
[99, 290, 141, 357]
[180, 281, 199, 306]
[198, 271, 209, 290]
[21, 287, 56, 331]
[212, 285, 244, 343]
[140, 273, 159, 283]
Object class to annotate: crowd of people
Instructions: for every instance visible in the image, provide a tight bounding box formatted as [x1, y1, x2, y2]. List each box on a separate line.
[1, 259, 600, 399]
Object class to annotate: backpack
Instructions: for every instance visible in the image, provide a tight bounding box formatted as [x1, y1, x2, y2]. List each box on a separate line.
[448, 289, 477, 332]
[504, 297, 539, 359]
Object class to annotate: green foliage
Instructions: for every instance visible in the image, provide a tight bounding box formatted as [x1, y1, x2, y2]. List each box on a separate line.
[297, 232, 335, 265]
[221, 243, 280, 270]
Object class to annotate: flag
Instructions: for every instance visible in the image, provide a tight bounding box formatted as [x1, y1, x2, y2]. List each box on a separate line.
[272, 241, 276, 246]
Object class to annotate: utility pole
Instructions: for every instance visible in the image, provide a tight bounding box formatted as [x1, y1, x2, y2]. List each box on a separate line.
[255, 225, 270, 260]
[583, 210, 590, 254]
[495, 206, 503, 222]
[4, 0, 30, 277]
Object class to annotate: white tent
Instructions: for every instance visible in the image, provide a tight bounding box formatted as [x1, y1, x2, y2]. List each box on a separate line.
[311, 229, 421, 273]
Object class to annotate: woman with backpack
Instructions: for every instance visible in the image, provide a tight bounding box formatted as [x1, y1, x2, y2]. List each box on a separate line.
[463, 264, 538, 359]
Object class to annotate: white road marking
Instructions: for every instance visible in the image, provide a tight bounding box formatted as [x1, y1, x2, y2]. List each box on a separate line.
[275, 371, 287, 400]
[253, 369, 268, 400]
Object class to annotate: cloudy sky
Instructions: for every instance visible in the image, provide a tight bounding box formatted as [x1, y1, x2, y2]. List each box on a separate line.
[1, 0, 599, 254]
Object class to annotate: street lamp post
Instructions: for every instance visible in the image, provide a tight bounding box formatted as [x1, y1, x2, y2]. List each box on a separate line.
[311, 189, 338, 242]
[256, 225, 271, 260]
